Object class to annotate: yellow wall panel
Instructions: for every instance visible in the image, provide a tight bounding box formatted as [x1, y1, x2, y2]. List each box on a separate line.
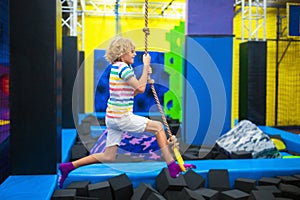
[83, 4, 300, 126]
[233, 6, 300, 127]
[83, 13, 183, 112]
[232, 7, 279, 127]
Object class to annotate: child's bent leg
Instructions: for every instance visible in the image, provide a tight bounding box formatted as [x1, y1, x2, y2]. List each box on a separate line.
[145, 120, 174, 163]
[59, 145, 118, 188]
[71, 145, 117, 168]
[145, 120, 196, 178]
[155, 128, 190, 178]
[156, 128, 174, 164]
[145, 120, 175, 164]
[88, 145, 118, 163]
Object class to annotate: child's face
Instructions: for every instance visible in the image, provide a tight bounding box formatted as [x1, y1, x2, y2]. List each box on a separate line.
[120, 49, 136, 65]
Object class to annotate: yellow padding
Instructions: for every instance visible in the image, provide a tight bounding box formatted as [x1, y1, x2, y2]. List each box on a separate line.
[0, 120, 9, 125]
[282, 155, 300, 159]
[271, 138, 286, 151]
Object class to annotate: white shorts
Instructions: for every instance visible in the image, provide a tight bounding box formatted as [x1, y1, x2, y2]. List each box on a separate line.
[105, 113, 149, 147]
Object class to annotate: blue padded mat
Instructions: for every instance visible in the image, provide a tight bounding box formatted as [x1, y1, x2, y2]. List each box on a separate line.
[61, 129, 77, 163]
[62, 158, 300, 189]
[0, 175, 57, 200]
[60, 126, 300, 190]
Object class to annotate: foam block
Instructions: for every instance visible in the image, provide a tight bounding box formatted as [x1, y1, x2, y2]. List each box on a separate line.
[197, 148, 215, 159]
[248, 190, 275, 200]
[182, 152, 199, 160]
[208, 169, 230, 191]
[258, 177, 281, 187]
[143, 186, 162, 200]
[71, 143, 88, 161]
[292, 174, 300, 187]
[231, 151, 252, 159]
[108, 173, 133, 200]
[214, 151, 230, 159]
[182, 146, 199, 160]
[67, 181, 90, 197]
[221, 189, 250, 200]
[255, 185, 281, 197]
[88, 181, 113, 200]
[163, 190, 183, 200]
[194, 188, 219, 200]
[77, 122, 90, 134]
[131, 183, 148, 200]
[131, 182, 161, 200]
[178, 188, 205, 200]
[147, 192, 166, 200]
[235, 178, 257, 193]
[293, 174, 300, 179]
[276, 175, 300, 187]
[183, 169, 205, 190]
[51, 189, 77, 200]
[156, 168, 187, 195]
[279, 183, 300, 199]
[75, 196, 101, 200]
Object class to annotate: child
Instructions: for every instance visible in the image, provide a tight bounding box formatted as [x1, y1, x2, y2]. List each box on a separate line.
[59, 37, 195, 188]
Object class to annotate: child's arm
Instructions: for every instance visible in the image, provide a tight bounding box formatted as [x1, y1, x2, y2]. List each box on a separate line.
[127, 54, 151, 95]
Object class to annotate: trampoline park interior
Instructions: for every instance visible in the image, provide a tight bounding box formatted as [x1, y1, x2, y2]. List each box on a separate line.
[1, 0, 300, 199]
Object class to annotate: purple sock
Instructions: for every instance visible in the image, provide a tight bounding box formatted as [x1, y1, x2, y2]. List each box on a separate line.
[167, 161, 197, 178]
[59, 162, 75, 188]
[167, 161, 180, 178]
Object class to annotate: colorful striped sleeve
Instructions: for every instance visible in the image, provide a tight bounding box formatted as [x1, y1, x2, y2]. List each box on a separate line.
[119, 64, 134, 81]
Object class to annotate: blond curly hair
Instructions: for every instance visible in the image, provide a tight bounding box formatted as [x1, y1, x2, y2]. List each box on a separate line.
[105, 37, 135, 64]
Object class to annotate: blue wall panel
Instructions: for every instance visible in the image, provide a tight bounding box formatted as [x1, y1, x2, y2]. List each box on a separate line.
[288, 3, 300, 36]
[186, 0, 234, 36]
[184, 36, 232, 145]
[94, 50, 168, 114]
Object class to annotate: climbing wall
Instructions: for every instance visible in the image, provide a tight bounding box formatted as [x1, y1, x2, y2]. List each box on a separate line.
[94, 50, 168, 115]
[164, 21, 185, 122]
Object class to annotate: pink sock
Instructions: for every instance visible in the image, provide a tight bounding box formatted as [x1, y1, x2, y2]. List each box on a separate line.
[59, 162, 75, 188]
[167, 161, 196, 178]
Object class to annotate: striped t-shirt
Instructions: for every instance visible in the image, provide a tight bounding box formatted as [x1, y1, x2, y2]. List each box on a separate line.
[106, 62, 135, 118]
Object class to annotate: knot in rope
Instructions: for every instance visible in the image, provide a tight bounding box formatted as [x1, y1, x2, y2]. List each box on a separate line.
[168, 135, 179, 150]
[143, 27, 150, 36]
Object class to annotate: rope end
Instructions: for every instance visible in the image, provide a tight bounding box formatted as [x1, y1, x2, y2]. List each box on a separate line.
[174, 147, 186, 172]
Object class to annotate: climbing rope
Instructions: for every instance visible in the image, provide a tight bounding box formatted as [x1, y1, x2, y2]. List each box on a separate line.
[143, 0, 185, 171]
[143, 0, 177, 149]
